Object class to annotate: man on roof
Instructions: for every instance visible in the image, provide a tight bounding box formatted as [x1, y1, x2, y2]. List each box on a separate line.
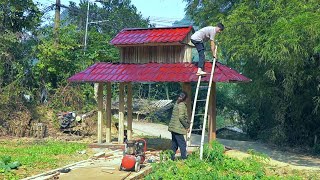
[191, 23, 225, 76]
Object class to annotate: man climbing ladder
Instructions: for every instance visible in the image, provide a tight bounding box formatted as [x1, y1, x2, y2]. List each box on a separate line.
[187, 44, 219, 160]
[191, 23, 224, 76]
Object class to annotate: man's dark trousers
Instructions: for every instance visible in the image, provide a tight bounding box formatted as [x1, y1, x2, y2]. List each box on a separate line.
[171, 132, 187, 160]
[191, 39, 205, 71]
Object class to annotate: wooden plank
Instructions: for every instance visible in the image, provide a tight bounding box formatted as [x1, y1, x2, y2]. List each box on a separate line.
[127, 82, 133, 140]
[208, 82, 217, 142]
[105, 82, 112, 143]
[120, 48, 123, 62]
[24, 160, 89, 180]
[183, 46, 193, 63]
[97, 83, 104, 144]
[118, 83, 125, 143]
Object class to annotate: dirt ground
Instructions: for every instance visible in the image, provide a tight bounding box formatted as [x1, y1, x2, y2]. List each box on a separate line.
[25, 147, 155, 180]
[17, 120, 320, 179]
[58, 158, 150, 180]
[131, 121, 320, 170]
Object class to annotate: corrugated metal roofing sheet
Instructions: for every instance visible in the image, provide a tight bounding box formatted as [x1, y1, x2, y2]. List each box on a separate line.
[68, 62, 251, 83]
[110, 26, 193, 45]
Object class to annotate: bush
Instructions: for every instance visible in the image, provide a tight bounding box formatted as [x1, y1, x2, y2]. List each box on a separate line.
[0, 155, 21, 172]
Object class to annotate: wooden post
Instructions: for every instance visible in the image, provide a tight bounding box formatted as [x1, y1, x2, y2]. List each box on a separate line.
[182, 82, 192, 120]
[105, 82, 112, 143]
[97, 83, 103, 144]
[127, 82, 133, 140]
[208, 82, 217, 142]
[54, 0, 60, 43]
[118, 83, 125, 143]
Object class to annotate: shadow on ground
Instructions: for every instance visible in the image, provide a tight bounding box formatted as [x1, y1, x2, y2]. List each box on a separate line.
[136, 136, 171, 151]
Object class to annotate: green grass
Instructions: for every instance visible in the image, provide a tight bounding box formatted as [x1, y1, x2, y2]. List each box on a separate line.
[0, 139, 89, 179]
[146, 141, 315, 180]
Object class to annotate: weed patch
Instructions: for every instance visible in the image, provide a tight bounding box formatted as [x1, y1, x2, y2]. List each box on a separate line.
[146, 141, 307, 179]
[0, 139, 88, 179]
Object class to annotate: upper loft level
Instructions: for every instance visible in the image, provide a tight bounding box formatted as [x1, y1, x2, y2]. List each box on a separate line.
[110, 26, 194, 64]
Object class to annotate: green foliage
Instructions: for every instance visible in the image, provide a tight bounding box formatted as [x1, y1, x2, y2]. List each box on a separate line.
[0, 0, 42, 32]
[146, 141, 302, 179]
[185, 0, 320, 146]
[0, 140, 87, 168]
[0, 155, 21, 179]
[49, 83, 96, 113]
[31, 0, 150, 111]
[35, 25, 88, 89]
[0, 79, 35, 131]
[0, 0, 150, 133]
[0, 1, 42, 136]
[0, 156, 21, 172]
[159, 150, 173, 162]
[0, 0, 41, 88]
[66, 0, 150, 37]
[0, 139, 88, 179]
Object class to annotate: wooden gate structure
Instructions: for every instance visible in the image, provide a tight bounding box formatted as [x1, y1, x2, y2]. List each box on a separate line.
[68, 26, 250, 144]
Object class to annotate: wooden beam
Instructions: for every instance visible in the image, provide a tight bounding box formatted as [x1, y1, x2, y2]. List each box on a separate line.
[105, 82, 112, 143]
[118, 83, 125, 143]
[97, 83, 103, 144]
[182, 82, 192, 120]
[127, 82, 133, 140]
[208, 82, 217, 142]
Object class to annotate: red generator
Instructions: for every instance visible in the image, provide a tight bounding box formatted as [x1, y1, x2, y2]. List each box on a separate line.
[120, 139, 147, 172]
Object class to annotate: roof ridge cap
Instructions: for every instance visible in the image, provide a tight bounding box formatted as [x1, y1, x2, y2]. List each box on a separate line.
[122, 25, 193, 31]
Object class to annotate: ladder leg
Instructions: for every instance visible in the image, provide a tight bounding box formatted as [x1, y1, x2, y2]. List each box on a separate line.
[187, 75, 202, 147]
[199, 45, 218, 160]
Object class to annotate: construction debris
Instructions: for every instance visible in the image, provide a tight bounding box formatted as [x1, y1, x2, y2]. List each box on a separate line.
[91, 152, 105, 159]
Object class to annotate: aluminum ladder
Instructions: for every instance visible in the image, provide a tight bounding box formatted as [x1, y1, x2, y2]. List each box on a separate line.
[187, 45, 218, 160]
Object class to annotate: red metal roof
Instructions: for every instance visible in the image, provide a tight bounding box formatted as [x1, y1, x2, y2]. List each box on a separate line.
[68, 62, 251, 83]
[110, 26, 193, 46]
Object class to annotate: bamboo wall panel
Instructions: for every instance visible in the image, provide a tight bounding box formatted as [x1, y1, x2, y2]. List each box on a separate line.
[120, 45, 192, 63]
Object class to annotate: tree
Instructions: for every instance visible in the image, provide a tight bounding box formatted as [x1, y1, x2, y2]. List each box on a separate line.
[0, 0, 42, 88]
[66, 0, 149, 37]
[34, 0, 150, 111]
[185, 0, 320, 146]
[0, 0, 42, 134]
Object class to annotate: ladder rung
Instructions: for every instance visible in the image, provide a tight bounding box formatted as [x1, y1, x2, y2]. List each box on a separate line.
[188, 145, 200, 147]
[197, 99, 206, 102]
[199, 86, 209, 89]
[194, 114, 205, 116]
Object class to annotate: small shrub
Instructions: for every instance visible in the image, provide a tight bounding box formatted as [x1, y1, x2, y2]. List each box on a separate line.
[0, 156, 21, 172]
[203, 140, 225, 164]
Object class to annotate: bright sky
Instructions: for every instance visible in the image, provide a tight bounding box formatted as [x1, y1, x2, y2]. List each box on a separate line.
[131, 0, 187, 26]
[35, 0, 187, 26]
